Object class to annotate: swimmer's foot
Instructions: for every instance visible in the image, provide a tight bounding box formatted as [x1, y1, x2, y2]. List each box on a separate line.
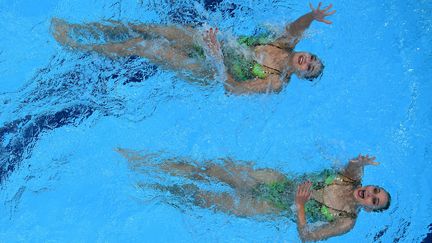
[51, 18, 80, 49]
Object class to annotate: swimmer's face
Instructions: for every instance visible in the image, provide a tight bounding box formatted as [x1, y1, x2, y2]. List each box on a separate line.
[292, 52, 323, 79]
[353, 186, 389, 211]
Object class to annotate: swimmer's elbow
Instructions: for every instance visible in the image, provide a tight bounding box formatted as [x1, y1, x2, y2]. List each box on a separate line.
[269, 79, 283, 93]
[271, 82, 283, 93]
[223, 83, 246, 95]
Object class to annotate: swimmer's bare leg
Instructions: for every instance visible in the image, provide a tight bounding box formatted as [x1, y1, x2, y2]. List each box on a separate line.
[201, 160, 256, 189]
[51, 18, 76, 47]
[119, 152, 251, 187]
[117, 149, 284, 190]
[202, 159, 288, 190]
[128, 23, 196, 44]
[149, 158, 287, 190]
[249, 168, 288, 184]
[160, 158, 284, 190]
[89, 38, 213, 81]
[141, 179, 283, 217]
[51, 18, 133, 48]
[115, 148, 162, 170]
[52, 28, 188, 65]
[159, 161, 209, 181]
[116, 148, 208, 180]
[144, 158, 254, 189]
[149, 183, 243, 216]
[194, 189, 281, 216]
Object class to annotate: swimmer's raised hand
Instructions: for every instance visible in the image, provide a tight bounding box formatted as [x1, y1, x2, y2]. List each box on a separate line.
[350, 154, 380, 166]
[309, 2, 336, 24]
[203, 27, 222, 59]
[296, 181, 313, 206]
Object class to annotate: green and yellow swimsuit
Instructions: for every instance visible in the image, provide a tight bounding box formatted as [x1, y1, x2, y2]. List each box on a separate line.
[221, 29, 280, 82]
[253, 170, 358, 223]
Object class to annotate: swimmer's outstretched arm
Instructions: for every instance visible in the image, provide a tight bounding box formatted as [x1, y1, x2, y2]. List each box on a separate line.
[273, 2, 335, 49]
[295, 182, 355, 242]
[341, 154, 380, 182]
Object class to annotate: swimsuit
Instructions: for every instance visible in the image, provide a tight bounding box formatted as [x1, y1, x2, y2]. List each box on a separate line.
[222, 28, 281, 82]
[253, 170, 358, 223]
[305, 171, 358, 222]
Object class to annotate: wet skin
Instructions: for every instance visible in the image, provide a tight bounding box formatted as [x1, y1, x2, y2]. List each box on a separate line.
[291, 52, 322, 78]
[353, 185, 389, 210]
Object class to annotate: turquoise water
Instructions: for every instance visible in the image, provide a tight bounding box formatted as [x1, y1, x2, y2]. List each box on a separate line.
[0, 0, 431, 242]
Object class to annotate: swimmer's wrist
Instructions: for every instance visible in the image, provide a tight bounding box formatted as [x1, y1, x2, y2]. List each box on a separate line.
[296, 201, 306, 208]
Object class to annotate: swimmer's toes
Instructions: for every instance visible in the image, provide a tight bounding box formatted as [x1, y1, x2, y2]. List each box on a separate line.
[51, 17, 67, 25]
[51, 18, 70, 36]
[51, 18, 67, 31]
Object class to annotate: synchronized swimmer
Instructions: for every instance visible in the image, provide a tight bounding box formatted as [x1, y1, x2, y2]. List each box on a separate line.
[52, 3, 334, 94]
[50, 2, 392, 242]
[117, 150, 390, 242]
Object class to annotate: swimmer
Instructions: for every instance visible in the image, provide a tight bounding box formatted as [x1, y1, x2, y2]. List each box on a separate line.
[116, 150, 391, 242]
[51, 2, 335, 94]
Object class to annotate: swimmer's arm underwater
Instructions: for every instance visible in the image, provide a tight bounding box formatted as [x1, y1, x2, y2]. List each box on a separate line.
[295, 181, 355, 242]
[273, 2, 335, 49]
[224, 74, 283, 94]
[342, 154, 379, 182]
[297, 216, 355, 242]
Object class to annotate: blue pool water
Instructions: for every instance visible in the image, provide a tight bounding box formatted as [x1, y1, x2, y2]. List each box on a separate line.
[1, 0, 431, 242]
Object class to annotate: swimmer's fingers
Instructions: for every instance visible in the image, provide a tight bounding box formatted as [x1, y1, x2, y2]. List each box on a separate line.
[325, 9, 336, 16]
[310, 2, 335, 24]
[296, 182, 312, 204]
[350, 154, 366, 163]
[300, 181, 312, 195]
[204, 28, 216, 43]
[322, 3, 333, 11]
[304, 182, 312, 200]
[319, 19, 333, 25]
[367, 156, 379, 166]
[204, 27, 221, 58]
[309, 2, 315, 11]
[359, 155, 379, 166]
[207, 27, 219, 42]
[369, 161, 380, 166]
[306, 181, 312, 197]
[297, 183, 305, 194]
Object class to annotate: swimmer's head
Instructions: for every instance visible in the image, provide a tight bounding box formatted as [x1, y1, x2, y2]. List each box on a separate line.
[353, 185, 391, 212]
[291, 52, 324, 81]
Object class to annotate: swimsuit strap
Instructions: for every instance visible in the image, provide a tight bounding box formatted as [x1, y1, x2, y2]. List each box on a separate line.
[259, 44, 293, 82]
[337, 173, 359, 184]
[259, 64, 291, 83]
[324, 172, 359, 186]
[265, 42, 294, 52]
[266, 43, 284, 50]
[312, 199, 358, 220]
[260, 64, 281, 75]
[312, 172, 358, 220]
